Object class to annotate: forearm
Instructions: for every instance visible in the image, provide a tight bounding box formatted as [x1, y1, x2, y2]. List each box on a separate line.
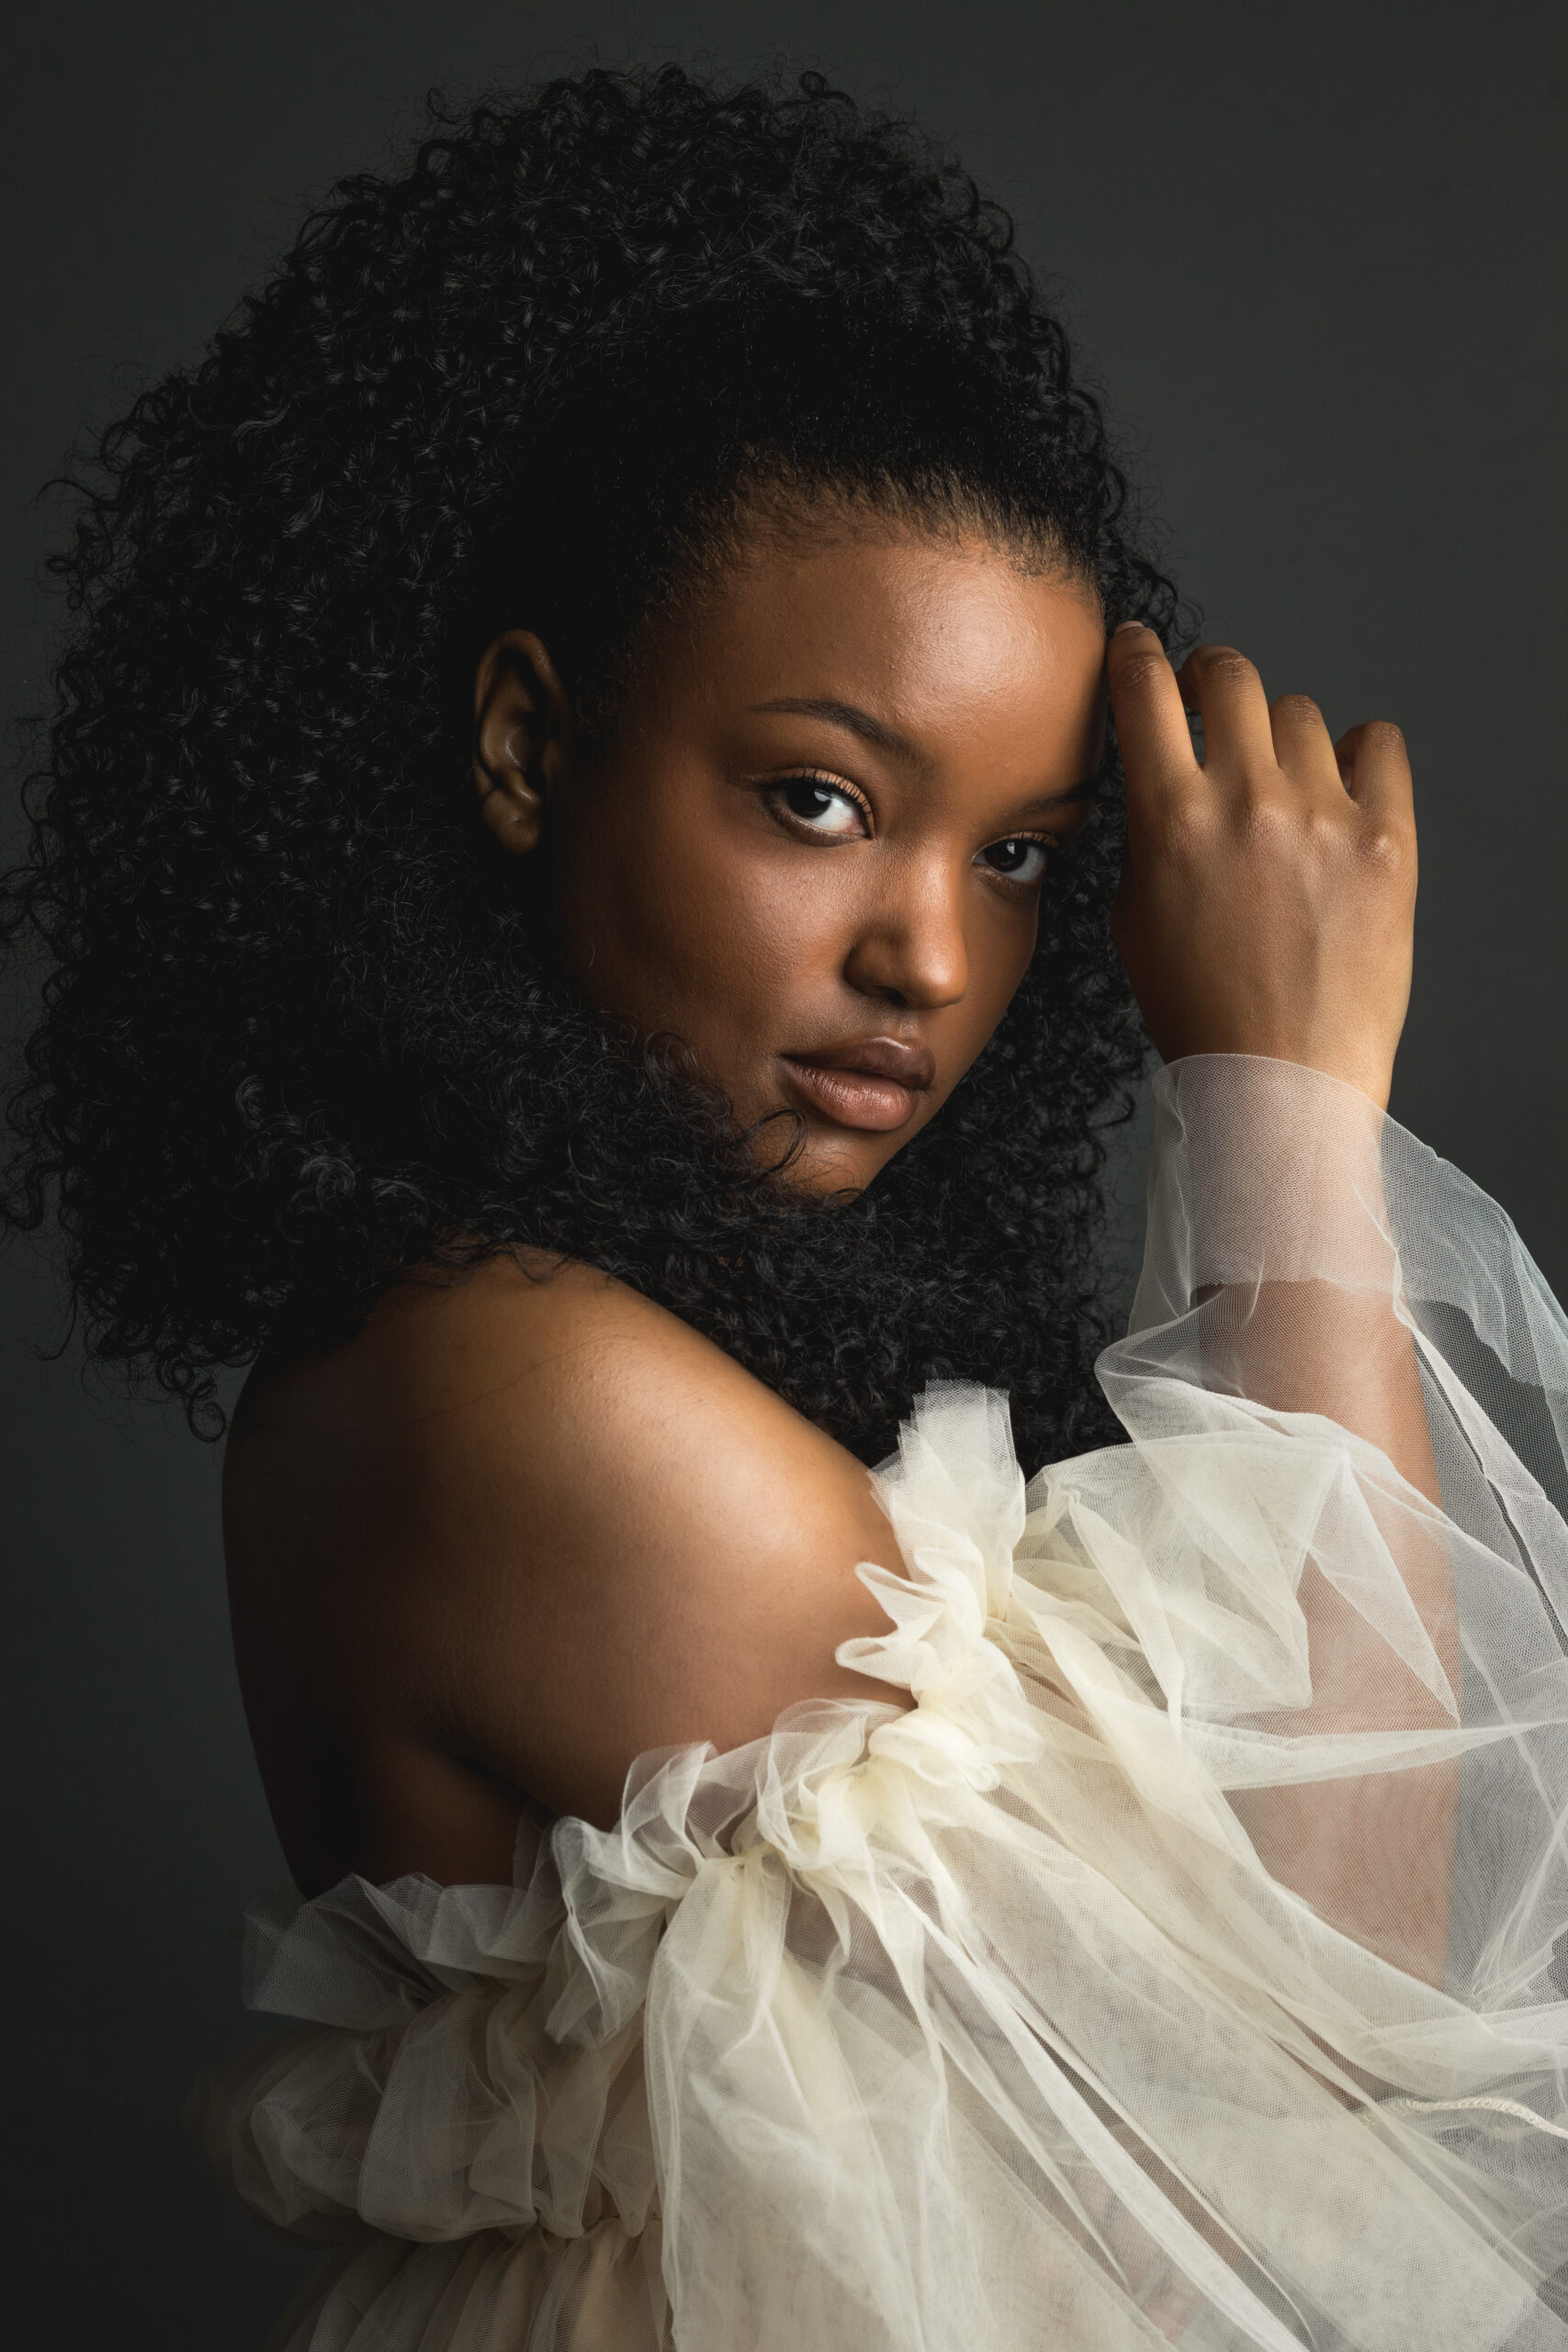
[1138, 1057, 1460, 1984]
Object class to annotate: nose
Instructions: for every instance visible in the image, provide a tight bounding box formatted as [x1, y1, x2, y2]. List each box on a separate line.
[841, 854, 969, 1012]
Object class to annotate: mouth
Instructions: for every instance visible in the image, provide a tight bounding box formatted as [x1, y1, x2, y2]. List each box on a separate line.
[777, 1036, 937, 1135]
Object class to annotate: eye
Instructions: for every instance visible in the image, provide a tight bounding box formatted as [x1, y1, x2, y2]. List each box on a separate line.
[766, 772, 870, 840]
[977, 836, 1049, 885]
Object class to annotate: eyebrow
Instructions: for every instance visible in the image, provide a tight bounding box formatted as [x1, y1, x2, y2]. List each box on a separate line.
[1013, 776, 1099, 814]
[748, 696, 932, 775]
[748, 695, 1098, 811]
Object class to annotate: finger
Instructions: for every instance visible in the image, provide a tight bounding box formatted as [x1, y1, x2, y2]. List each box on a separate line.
[1106, 622, 1200, 796]
[1334, 720, 1414, 828]
[1269, 694, 1345, 798]
[1174, 643, 1277, 778]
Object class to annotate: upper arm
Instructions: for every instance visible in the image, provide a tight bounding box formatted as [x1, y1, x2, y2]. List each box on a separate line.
[355, 1264, 912, 1831]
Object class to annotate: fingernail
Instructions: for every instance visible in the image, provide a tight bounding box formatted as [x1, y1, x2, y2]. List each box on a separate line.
[1112, 619, 1149, 637]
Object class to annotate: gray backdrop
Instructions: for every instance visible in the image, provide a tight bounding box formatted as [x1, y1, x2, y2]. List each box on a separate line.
[4, 2, 1563, 2343]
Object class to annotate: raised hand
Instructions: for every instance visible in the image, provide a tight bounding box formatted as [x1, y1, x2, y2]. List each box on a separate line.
[1107, 628, 1455, 1986]
[1106, 626, 1416, 1109]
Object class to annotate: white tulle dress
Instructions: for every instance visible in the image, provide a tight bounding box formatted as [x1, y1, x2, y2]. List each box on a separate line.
[190, 1057, 1568, 2350]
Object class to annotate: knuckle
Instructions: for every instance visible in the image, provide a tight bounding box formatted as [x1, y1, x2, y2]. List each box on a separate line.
[1306, 807, 1349, 856]
[1116, 649, 1170, 695]
[1360, 821, 1410, 874]
[1190, 644, 1258, 687]
[1163, 799, 1212, 856]
[1352, 718, 1409, 764]
[1142, 793, 1210, 865]
[1239, 791, 1295, 842]
[1270, 693, 1322, 728]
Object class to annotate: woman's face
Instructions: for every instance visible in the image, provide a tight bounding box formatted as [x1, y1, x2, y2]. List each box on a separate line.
[475, 521, 1108, 1196]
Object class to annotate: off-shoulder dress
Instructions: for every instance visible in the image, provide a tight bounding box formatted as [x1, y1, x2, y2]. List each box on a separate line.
[190, 1059, 1568, 2351]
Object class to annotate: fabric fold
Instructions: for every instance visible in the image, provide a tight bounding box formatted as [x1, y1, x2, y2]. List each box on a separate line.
[190, 1056, 1568, 2350]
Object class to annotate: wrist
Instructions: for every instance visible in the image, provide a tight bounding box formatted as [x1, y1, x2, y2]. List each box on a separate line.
[1134, 1055, 1398, 1319]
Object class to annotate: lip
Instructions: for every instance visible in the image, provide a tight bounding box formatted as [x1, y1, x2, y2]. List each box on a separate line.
[778, 1036, 937, 1135]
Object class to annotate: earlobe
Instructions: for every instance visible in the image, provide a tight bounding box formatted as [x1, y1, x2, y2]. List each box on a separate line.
[472, 628, 572, 857]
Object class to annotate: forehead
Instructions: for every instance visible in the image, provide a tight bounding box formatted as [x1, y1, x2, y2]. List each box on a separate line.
[648, 525, 1107, 754]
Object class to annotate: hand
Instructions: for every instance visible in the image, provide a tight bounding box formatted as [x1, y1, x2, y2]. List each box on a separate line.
[1106, 627, 1416, 1109]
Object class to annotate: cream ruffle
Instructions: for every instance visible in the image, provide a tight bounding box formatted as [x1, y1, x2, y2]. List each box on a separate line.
[191, 1058, 1568, 2350]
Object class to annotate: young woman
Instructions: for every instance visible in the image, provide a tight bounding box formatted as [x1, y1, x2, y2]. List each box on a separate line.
[6, 63, 1566, 2352]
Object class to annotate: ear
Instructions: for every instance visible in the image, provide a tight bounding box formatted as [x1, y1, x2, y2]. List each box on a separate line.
[473, 628, 574, 855]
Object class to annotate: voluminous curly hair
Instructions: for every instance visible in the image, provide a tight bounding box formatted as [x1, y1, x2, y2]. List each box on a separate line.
[4, 63, 1178, 1464]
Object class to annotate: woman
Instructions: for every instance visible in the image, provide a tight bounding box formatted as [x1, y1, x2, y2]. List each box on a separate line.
[6, 62, 1565, 2352]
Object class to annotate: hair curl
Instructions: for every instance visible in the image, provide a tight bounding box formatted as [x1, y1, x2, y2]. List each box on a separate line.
[4, 63, 1180, 1465]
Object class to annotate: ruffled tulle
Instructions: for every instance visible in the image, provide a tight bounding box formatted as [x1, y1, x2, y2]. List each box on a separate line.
[190, 1057, 1568, 2350]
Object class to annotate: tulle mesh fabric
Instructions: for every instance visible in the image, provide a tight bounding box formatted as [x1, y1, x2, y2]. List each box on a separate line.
[188, 1057, 1568, 2350]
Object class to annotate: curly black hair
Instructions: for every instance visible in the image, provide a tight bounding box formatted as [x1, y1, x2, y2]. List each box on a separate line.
[3, 63, 1179, 1465]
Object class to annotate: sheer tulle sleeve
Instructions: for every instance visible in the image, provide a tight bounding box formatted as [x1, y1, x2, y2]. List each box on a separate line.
[190, 1057, 1568, 2352]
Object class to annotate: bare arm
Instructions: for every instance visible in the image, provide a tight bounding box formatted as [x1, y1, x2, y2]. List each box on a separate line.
[227, 1257, 912, 1889]
[1186, 1158, 1458, 1985]
[1109, 629, 1457, 1983]
[417, 1265, 914, 1831]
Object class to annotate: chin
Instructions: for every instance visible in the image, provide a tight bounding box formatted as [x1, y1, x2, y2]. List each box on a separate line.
[773, 1132, 889, 1201]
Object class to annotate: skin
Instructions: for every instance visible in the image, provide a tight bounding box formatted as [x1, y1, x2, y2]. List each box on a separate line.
[476, 526, 1110, 1196]
[226, 514, 1444, 1977]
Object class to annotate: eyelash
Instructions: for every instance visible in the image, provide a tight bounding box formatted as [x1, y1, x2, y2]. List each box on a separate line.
[761, 768, 874, 838]
[758, 769, 1055, 886]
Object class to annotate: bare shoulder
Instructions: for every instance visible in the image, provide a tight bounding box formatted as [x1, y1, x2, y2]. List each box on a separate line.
[233, 1248, 710, 1438]
[232, 1250, 889, 1556]
[226, 1256, 909, 1847]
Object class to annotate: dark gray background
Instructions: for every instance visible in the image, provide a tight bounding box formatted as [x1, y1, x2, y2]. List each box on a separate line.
[4, 2, 1563, 2342]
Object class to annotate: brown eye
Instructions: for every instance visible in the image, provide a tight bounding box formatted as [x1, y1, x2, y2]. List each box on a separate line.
[771, 775, 868, 838]
[785, 779, 840, 820]
[978, 837, 1048, 883]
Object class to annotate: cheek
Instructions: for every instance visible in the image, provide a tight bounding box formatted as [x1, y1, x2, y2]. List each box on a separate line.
[702, 856, 856, 990]
[967, 899, 1040, 1028]
[558, 784, 842, 1030]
